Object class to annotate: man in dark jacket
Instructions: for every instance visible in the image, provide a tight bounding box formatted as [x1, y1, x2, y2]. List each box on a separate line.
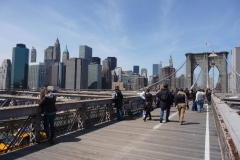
[39, 89, 57, 144]
[156, 84, 173, 123]
[112, 86, 124, 120]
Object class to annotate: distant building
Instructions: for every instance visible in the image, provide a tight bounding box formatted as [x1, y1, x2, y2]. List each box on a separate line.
[141, 68, 147, 78]
[44, 46, 54, 60]
[44, 59, 56, 86]
[28, 62, 45, 90]
[61, 45, 69, 89]
[133, 66, 139, 74]
[65, 58, 88, 89]
[228, 72, 232, 93]
[152, 64, 158, 75]
[92, 57, 101, 65]
[88, 63, 102, 89]
[53, 38, 61, 62]
[30, 47, 37, 62]
[107, 57, 117, 70]
[102, 59, 111, 89]
[0, 59, 11, 89]
[79, 45, 92, 64]
[158, 61, 163, 81]
[112, 82, 125, 90]
[48, 62, 64, 88]
[11, 44, 29, 89]
[62, 45, 69, 63]
[162, 56, 175, 89]
[175, 74, 185, 89]
[114, 67, 122, 82]
[231, 46, 240, 93]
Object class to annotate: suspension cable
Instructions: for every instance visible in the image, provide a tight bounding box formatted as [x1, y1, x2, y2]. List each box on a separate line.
[148, 57, 189, 88]
[224, 55, 240, 77]
[190, 55, 206, 90]
[224, 55, 240, 92]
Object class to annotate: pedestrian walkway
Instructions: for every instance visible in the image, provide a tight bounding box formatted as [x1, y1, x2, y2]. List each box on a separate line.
[0, 104, 222, 160]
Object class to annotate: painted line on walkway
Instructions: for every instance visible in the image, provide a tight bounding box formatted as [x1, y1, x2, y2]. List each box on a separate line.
[204, 104, 210, 160]
[153, 111, 178, 130]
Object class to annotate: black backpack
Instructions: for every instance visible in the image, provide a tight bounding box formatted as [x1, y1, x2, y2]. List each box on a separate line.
[160, 90, 169, 101]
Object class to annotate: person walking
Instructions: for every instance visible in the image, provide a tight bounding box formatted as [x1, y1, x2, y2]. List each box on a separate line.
[206, 89, 212, 105]
[191, 89, 197, 111]
[140, 88, 146, 118]
[156, 84, 173, 123]
[175, 88, 188, 125]
[39, 89, 57, 144]
[112, 86, 124, 120]
[143, 88, 153, 121]
[196, 89, 204, 112]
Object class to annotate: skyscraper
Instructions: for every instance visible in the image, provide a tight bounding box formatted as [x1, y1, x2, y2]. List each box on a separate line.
[62, 45, 69, 63]
[92, 57, 101, 64]
[0, 59, 11, 89]
[44, 59, 55, 86]
[11, 44, 29, 89]
[158, 61, 163, 81]
[232, 46, 240, 93]
[79, 45, 92, 64]
[102, 59, 111, 89]
[31, 47, 37, 62]
[107, 57, 117, 70]
[65, 58, 88, 89]
[53, 38, 61, 62]
[141, 68, 147, 78]
[44, 46, 54, 60]
[88, 63, 102, 89]
[28, 62, 45, 90]
[133, 66, 139, 74]
[153, 64, 158, 75]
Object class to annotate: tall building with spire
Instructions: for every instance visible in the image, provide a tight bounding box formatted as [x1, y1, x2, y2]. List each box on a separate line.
[62, 45, 69, 63]
[31, 47, 36, 62]
[169, 55, 173, 67]
[53, 38, 61, 62]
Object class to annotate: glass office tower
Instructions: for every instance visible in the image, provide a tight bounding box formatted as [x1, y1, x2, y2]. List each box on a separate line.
[11, 44, 29, 89]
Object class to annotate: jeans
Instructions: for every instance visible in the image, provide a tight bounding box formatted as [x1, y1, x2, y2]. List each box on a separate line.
[196, 100, 203, 112]
[160, 107, 170, 120]
[44, 113, 56, 140]
[116, 107, 124, 120]
[142, 110, 146, 117]
[191, 101, 197, 111]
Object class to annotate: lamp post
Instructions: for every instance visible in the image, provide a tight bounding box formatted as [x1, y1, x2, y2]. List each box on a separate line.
[208, 50, 217, 94]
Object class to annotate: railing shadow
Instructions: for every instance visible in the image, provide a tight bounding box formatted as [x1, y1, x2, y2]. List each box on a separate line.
[0, 119, 121, 159]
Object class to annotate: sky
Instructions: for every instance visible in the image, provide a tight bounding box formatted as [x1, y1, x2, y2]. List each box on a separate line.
[0, 0, 240, 79]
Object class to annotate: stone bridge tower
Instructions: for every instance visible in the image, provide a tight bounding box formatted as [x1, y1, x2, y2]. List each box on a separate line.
[185, 51, 229, 92]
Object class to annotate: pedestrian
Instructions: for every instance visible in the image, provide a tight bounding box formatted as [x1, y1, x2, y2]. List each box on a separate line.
[140, 88, 147, 117]
[175, 88, 188, 125]
[39, 89, 57, 144]
[143, 88, 153, 121]
[195, 89, 204, 112]
[156, 84, 173, 123]
[206, 89, 212, 105]
[112, 86, 124, 120]
[191, 89, 197, 111]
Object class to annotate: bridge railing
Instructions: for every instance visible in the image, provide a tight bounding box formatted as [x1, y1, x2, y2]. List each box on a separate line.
[211, 94, 240, 160]
[0, 96, 147, 154]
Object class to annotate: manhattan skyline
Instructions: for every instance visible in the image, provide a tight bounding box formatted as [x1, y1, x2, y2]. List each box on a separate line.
[0, 0, 239, 75]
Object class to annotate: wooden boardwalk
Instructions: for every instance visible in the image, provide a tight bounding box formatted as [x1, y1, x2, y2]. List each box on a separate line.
[1, 104, 222, 160]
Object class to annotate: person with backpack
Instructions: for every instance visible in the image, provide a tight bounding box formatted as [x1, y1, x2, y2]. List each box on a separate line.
[143, 88, 153, 122]
[156, 84, 173, 123]
[175, 88, 188, 125]
[112, 86, 124, 120]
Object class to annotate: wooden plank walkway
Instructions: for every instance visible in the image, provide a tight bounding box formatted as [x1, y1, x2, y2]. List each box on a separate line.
[0, 104, 222, 160]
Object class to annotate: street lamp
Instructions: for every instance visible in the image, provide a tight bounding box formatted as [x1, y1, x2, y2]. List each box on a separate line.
[208, 50, 217, 93]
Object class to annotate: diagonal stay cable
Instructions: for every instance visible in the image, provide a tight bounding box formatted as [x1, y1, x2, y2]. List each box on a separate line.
[190, 55, 206, 90]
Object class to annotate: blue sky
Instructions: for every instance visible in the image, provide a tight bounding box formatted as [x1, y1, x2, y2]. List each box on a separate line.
[0, 0, 239, 77]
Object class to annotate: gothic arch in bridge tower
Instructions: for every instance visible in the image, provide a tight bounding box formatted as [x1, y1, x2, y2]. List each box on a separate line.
[185, 52, 229, 92]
